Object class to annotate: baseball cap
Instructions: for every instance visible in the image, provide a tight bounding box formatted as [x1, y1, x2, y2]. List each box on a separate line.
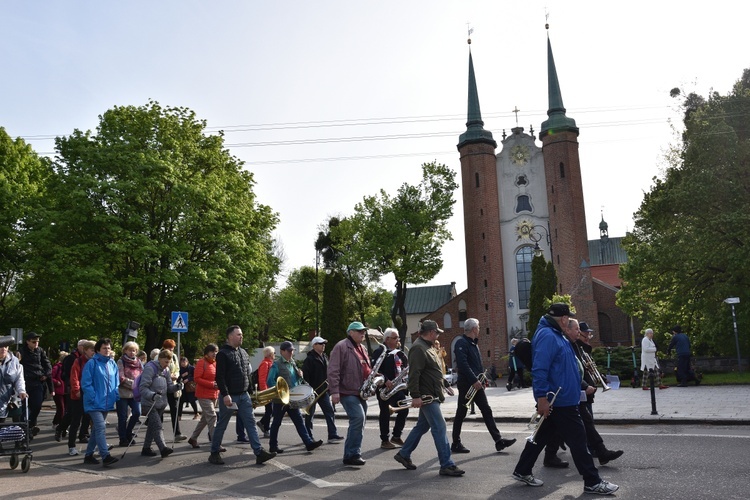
[547, 303, 575, 317]
[579, 322, 594, 332]
[25, 331, 41, 341]
[310, 336, 328, 346]
[279, 341, 295, 351]
[420, 320, 443, 333]
[347, 321, 367, 332]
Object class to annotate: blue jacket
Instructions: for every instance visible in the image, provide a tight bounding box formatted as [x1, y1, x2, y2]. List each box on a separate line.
[668, 332, 691, 356]
[81, 352, 119, 412]
[531, 315, 582, 407]
[454, 334, 484, 386]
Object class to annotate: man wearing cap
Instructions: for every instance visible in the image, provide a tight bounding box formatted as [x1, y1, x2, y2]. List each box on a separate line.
[328, 321, 371, 466]
[372, 327, 409, 450]
[19, 331, 53, 438]
[451, 317, 516, 454]
[209, 325, 275, 466]
[394, 320, 465, 477]
[0, 336, 27, 423]
[511, 304, 619, 495]
[266, 341, 323, 454]
[302, 336, 342, 443]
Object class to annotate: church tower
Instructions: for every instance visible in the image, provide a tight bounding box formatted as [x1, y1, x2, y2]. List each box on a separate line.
[539, 33, 599, 329]
[456, 46, 507, 361]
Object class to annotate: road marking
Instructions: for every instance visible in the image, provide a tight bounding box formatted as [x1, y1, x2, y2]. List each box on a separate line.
[269, 460, 355, 488]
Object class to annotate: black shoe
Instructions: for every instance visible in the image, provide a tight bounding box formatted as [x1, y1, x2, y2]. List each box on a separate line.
[141, 448, 158, 457]
[256, 449, 276, 464]
[269, 447, 284, 454]
[208, 451, 225, 465]
[506, 382, 513, 391]
[62, 430, 68, 438]
[543, 455, 569, 468]
[107, 444, 114, 451]
[31, 426, 40, 436]
[495, 438, 517, 451]
[598, 449, 624, 465]
[343, 456, 366, 466]
[78, 436, 89, 444]
[306, 439, 323, 451]
[102, 454, 119, 467]
[439, 465, 466, 476]
[257, 422, 267, 434]
[394, 452, 417, 470]
[83, 454, 100, 465]
[55, 429, 62, 442]
[451, 442, 470, 454]
[160, 447, 174, 458]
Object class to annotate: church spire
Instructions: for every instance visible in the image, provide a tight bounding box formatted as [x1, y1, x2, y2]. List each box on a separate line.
[540, 33, 578, 139]
[457, 47, 496, 149]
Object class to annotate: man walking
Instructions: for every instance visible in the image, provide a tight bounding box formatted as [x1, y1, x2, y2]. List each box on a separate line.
[302, 336, 342, 443]
[372, 328, 409, 449]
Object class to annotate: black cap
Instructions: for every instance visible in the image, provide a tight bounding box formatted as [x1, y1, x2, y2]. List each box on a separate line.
[547, 303, 575, 317]
[579, 322, 594, 332]
[0, 336, 15, 348]
[25, 331, 41, 341]
[671, 325, 682, 334]
[420, 320, 444, 333]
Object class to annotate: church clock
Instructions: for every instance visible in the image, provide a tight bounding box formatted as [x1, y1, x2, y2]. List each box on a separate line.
[510, 144, 529, 165]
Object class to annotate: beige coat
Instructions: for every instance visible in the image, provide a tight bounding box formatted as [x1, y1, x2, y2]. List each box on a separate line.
[641, 336, 659, 370]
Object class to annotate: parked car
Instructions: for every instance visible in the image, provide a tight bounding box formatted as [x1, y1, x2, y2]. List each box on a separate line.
[444, 368, 457, 386]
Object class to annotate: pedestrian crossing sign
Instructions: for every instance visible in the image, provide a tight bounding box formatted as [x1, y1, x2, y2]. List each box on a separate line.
[171, 311, 188, 333]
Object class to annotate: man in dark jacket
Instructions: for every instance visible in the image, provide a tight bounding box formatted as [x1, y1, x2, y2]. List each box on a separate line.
[302, 336, 342, 443]
[372, 328, 409, 449]
[668, 325, 700, 386]
[451, 318, 516, 454]
[208, 325, 275, 466]
[19, 331, 53, 437]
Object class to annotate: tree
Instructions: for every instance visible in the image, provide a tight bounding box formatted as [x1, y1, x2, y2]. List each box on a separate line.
[334, 161, 458, 344]
[269, 266, 318, 341]
[618, 69, 750, 356]
[0, 128, 51, 331]
[527, 256, 557, 335]
[16, 101, 279, 351]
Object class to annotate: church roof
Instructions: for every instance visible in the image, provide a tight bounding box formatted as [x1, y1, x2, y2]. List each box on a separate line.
[398, 283, 456, 314]
[588, 236, 628, 265]
[540, 35, 578, 139]
[457, 51, 497, 149]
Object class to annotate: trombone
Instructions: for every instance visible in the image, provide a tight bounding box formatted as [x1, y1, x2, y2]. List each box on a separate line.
[388, 395, 437, 414]
[526, 387, 561, 445]
[302, 381, 329, 416]
[464, 369, 488, 409]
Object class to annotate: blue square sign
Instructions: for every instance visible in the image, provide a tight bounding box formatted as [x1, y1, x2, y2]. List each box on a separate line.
[171, 311, 188, 333]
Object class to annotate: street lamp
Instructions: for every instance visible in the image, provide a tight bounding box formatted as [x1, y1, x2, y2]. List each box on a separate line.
[723, 297, 743, 371]
[527, 223, 552, 261]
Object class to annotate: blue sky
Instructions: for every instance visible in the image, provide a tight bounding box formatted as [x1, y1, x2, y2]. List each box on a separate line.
[2, 1, 747, 292]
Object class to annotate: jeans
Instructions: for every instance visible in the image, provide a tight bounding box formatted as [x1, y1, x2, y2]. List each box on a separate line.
[514, 405, 601, 487]
[400, 401, 454, 469]
[211, 392, 262, 455]
[116, 397, 141, 441]
[340, 395, 367, 460]
[452, 380, 502, 445]
[85, 410, 111, 459]
[304, 392, 338, 439]
[269, 402, 314, 450]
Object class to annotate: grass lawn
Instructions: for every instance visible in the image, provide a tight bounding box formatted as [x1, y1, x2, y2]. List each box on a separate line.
[661, 371, 750, 385]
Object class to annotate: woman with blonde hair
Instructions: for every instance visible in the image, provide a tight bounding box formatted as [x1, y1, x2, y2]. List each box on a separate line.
[117, 341, 143, 446]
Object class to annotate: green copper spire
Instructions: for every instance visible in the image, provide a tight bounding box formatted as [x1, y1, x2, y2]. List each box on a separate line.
[458, 51, 496, 149]
[540, 36, 578, 139]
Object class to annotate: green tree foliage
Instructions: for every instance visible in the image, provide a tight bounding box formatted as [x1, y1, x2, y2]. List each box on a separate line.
[618, 69, 750, 356]
[334, 161, 458, 343]
[527, 255, 558, 335]
[16, 101, 279, 351]
[0, 128, 51, 330]
[320, 271, 348, 344]
[269, 266, 318, 342]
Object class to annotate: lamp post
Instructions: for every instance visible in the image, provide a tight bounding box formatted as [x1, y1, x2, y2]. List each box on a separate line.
[723, 297, 742, 371]
[528, 223, 552, 261]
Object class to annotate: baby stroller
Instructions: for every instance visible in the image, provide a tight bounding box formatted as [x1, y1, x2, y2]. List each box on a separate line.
[0, 397, 32, 473]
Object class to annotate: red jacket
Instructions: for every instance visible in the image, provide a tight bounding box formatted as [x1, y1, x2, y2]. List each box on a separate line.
[258, 357, 274, 391]
[70, 356, 89, 400]
[194, 357, 219, 400]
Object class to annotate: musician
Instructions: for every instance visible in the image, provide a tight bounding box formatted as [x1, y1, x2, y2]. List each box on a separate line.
[372, 328, 409, 449]
[511, 303, 619, 495]
[393, 320, 464, 476]
[208, 325, 275, 466]
[328, 321, 371, 466]
[451, 318, 516, 454]
[266, 341, 323, 454]
[302, 336, 343, 444]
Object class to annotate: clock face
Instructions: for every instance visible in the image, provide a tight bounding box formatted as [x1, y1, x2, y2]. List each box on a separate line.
[510, 144, 529, 165]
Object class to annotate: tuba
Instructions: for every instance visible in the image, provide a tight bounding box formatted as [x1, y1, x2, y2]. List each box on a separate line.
[581, 351, 611, 392]
[251, 377, 290, 408]
[359, 348, 387, 400]
[379, 365, 409, 400]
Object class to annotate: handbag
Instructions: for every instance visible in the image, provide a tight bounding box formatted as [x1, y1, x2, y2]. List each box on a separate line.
[185, 380, 196, 392]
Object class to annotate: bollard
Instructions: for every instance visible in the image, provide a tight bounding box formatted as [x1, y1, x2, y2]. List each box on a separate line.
[649, 369, 658, 415]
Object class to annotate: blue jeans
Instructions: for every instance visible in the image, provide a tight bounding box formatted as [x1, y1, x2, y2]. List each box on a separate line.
[269, 402, 314, 450]
[212, 393, 262, 455]
[304, 392, 338, 439]
[116, 397, 141, 441]
[85, 410, 110, 459]
[340, 395, 367, 460]
[400, 402, 454, 469]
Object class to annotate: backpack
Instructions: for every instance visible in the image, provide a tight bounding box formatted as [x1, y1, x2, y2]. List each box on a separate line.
[133, 360, 159, 403]
[250, 368, 259, 389]
[514, 338, 533, 371]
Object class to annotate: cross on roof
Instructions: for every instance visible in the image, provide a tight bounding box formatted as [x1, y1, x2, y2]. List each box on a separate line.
[512, 106, 520, 127]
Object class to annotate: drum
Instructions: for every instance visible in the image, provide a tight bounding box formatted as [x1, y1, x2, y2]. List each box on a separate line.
[288, 384, 315, 410]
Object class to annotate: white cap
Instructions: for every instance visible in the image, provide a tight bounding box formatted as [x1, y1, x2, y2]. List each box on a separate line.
[310, 336, 328, 346]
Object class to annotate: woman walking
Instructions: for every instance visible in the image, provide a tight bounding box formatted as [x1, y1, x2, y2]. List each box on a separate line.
[139, 349, 183, 458]
[116, 341, 143, 446]
[188, 344, 224, 450]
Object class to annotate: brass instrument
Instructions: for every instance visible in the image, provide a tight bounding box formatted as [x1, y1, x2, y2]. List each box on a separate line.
[581, 351, 611, 392]
[302, 381, 329, 416]
[379, 365, 409, 400]
[526, 387, 561, 445]
[388, 395, 436, 414]
[251, 377, 290, 408]
[464, 369, 488, 409]
[359, 348, 388, 400]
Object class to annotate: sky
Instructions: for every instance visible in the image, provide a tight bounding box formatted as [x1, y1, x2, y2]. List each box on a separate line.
[2, 1, 747, 293]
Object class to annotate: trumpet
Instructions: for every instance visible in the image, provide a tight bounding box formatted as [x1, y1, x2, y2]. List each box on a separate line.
[379, 366, 409, 400]
[464, 369, 488, 409]
[581, 351, 611, 392]
[526, 387, 561, 445]
[388, 395, 436, 414]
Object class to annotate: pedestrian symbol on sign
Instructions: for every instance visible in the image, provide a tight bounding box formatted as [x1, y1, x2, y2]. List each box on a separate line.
[171, 311, 188, 333]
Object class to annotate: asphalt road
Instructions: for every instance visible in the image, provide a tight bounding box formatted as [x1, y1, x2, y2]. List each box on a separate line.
[3, 411, 749, 499]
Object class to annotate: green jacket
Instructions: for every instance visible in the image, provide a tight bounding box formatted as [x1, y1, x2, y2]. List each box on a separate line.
[407, 337, 444, 402]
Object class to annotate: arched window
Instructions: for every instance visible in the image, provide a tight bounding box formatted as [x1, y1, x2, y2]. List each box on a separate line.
[559, 162, 565, 178]
[443, 312, 452, 329]
[516, 195, 532, 213]
[458, 300, 467, 328]
[475, 172, 480, 187]
[516, 246, 534, 309]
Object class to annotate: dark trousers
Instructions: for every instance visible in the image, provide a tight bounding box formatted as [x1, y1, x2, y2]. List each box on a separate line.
[304, 392, 337, 439]
[26, 384, 45, 428]
[514, 405, 601, 487]
[66, 398, 91, 448]
[546, 402, 605, 457]
[53, 393, 66, 425]
[376, 390, 408, 442]
[452, 381, 501, 444]
[269, 402, 313, 450]
[676, 355, 697, 383]
[166, 391, 181, 435]
[260, 403, 272, 433]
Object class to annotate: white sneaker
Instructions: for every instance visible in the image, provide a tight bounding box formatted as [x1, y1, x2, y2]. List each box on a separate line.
[68, 447, 79, 456]
[512, 471, 544, 487]
[584, 480, 619, 495]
